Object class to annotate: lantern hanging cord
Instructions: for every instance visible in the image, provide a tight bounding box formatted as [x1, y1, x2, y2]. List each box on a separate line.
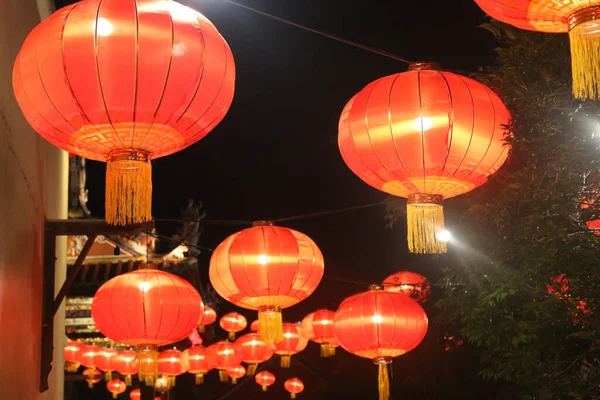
[215, 0, 412, 65]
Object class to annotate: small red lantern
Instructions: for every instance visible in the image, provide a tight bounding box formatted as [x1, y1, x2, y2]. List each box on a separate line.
[80, 345, 101, 370]
[255, 371, 276, 392]
[106, 379, 126, 399]
[284, 378, 304, 399]
[227, 365, 246, 384]
[338, 62, 511, 253]
[274, 323, 308, 368]
[182, 346, 213, 385]
[114, 350, 138, 386]
[94, 347, 118, 381]
[64, 340, 83, 372]
[219, 312, 247, 340]
[381, 271, 431, 303]
[205, 341, 243, 382]
[304, 309, 336, 357]
[91, 265, 202, 385]
[235, 333, 273, 375]
[250, 320, 260, 332]
[210, 222, 324, 343]
[299, 313, 315, 341]
[334, 285, 428, 400]
[129, 388, 161, 400]
[198, 307, 217, 333]
[82, 368, 101, 389]
[157, 349, 185, 387]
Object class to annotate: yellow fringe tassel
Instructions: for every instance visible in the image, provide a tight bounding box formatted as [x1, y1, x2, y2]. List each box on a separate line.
[232, 377, 238, 385]
[125, 375, 132, 386]
[219, 370, 229, 383]
[170, 376, 176, 387]
[228, 332, 236, 341]
[105, 158, 152, 226]
[258, 308, 284, 344]
[570, 24, 600, 100]
[105, 371, 112, 381]
[88, 381, 94, 389]
[195, 373, 204, 385]
[328, 346, 336, 357]
[320, 344, 330, 358]
[291, 394, 296, 399]
[113, 394, 118, 399]
[198, 325, 206, 333]
[406, 202, 446, 254]
[280, 355, 291, 368]
[246, 364, 257, 376]
[262, 385, 268, 392]
[378, 364, 390, 400]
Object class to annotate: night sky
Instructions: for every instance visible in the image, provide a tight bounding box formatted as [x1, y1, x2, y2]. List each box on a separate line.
[58, 0, 514, 398]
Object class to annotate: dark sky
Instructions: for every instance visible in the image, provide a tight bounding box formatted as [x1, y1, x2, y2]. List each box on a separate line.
[60, 0, 513, 399]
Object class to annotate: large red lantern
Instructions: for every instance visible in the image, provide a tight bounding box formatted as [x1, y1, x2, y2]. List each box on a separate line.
[114, 350, 138, 386]
[381, 271, 431, 303]
[64, 340, 83, 372]
[255, 371, 276, 391]
[106, 379, 126, 399]
[338, 62, 510, 254]
[334, 285, 428, 400]
[13, 0, 235, 225]
[210, 221, 324, 343]
[284, 378, 304, 399]
[157, 349, 185, 387]
[227, 365, 246, 384]
[91, 265, 202, 385]
[235, 333, 273, 375]
[473, 1, 600, 100]
[274, 323, 308, 368]
[220, 312, 247, 340]
[205, 341, 243, 382]
[198, 306, 217, 333]
[94, 347, 118, 381]
[182, 346, 213, 385]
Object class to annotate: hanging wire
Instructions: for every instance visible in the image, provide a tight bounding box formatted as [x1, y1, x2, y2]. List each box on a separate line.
[215, 0, 413, 65]
[323, 274, 370, 287]
[153, 217, 253, 226]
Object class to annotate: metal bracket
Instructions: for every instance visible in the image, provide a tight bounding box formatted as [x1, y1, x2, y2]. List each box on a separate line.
[40, 219, 154, 393]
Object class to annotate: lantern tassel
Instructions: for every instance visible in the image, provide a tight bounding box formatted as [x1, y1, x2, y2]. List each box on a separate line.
[320, 344, 329, 358]
[246, 364, 257, 376]
[88, 381, 94, 389]
[262, 385, 268, 392]
[328, 346, 336, 357]
[570, 23, 600, 100]
[113, 394, 118, 399]
[232, 377, 238, 385]
[280, 355, 291, 368]
[137, 344, 158, 385]
[290, 394, 296, 399]
[125, 375, 132, 386]
[258, 306, 283, 343]
[105, 371, 112, 381]
[195, 374, 204, 385]
[219, 370, 229, 383]
[105, 151, 152, 226]
[170, 376, 176, 387]
[378, 364, 390, 400]
[228, 332, 236, 341]
[406, 194, 446, 254]
[198, 325, 206, 333]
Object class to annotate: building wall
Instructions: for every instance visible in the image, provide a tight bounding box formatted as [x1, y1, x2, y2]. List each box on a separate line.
[0, 0, 68, 399]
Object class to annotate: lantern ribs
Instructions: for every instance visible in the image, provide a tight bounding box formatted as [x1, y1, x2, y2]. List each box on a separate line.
[40, 219, 154, 393]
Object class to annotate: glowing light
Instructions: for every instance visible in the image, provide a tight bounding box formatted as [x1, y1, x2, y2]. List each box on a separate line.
[138, 281, 151, 293]
[257, 254, 268, 265]
[96, 18, 113, 37]
[414, 117, 433, 132]
[319, 319, 329, 325]
[400, 284, 413, 290]
[169, 357, 177, 363]
[371, 315, 383, 324]
[436, 230, 452, 242]
[222, 349, 232, 355]
[284, 332, 293, 339]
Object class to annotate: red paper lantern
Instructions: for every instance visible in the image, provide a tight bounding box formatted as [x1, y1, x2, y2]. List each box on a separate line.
[210, 221, 324, 343]
[157, 349, 185, 387]
[274, 323, 308, 368]
[94, 348, 118, 381]
[284, 378, 304, 399]
[114, 350, 138, 386]
[303, 309, 336, 357]
[64, 340, 83, 372]
[338, 62, 510, 254]
[80, 345, 101, 369]
[255, 371, 276, 392]
[13, 0, 235, 225]
[106, 379, 126, 399]
[334, 285, 428, 400]
[381, 271, 431, 303]
[198, 306, 217, 333]
[91, 265, 202, 384]
[82, 368, 101, 389]
[182, 346, 213, 385]
[226, 365, 246, 384]
[250, 320, 260, 332]
[235, 333, 273, 375]
[130, 388, 161, 400]
[299, 313, 315, 341]
[473, 0, 600, 100]
[219, 312, 247, 340]
[205, 341, 243, 382]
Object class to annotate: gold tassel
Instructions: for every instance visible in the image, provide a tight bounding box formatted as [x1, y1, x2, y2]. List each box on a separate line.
[170, 376, 176, 387]
[195, 374, 204, 385]
[198, 325, 206, 333]
[219, 370, 229, 383]
[258, 306, 284, 343]
[290, 394, 296, 399]
[88, 381, 94, 389]
[113, 394, 118, 399]
[105, 371, 112, 381]
[105, 150, 152, 226]
[137, 344, 158, 384]
[125, 375, 132, 386]
[232, 377, 238, 385]
[328, 346, 336, 357]
[262, 385, 268, 392]
[320, 344, 329, 358]
[246, 364, 257, 376]
[280, 355, 291, 368]
[378, 364, 390, 400]
[228, 332, 236, 341]
[406, 194, 446, 254]
[569, 15, 600, 100]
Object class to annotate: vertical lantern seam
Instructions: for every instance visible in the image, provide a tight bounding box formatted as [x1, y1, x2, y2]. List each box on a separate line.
[429, 71, 455, 195]
[130, 0, 140, 148]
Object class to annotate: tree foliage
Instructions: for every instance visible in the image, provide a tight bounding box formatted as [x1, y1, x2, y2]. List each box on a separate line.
[387, 20, 600, 399]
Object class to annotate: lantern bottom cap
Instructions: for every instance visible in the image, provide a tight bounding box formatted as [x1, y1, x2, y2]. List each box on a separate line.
[373, 356, 393, 365]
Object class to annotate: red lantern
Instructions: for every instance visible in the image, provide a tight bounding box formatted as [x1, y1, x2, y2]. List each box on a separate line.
[235, 333, 273, 375]
[338, 62, 511, 254]
[91, 265, 202, 384]
[130, 388, 161, 400]
[94, 347, 118, 381]
[80, 345, 101, 369]
[198, 307, 217, 333]
[226, 365, 246, 384]
[274, 323, 308, 368]
[255, 371, 276, 392]
[381, 271, 431, 303]
[284, 378, 304, 399]
[83, 368, 101, 389]
[114, 350, 138, 386]
[182, 346, 213, 385]
[473, 0, 600, 100]
[157, 349, 185, 387]
[13, 0, 235, 225]
[250, 320, 260, 332]
[205, 341, 243, 382]
[64, 340, 83, 372]
[210, 221, 324, 343]
[304, 309, 336, 357]
[106, 379, 126, 399]
[299, 313, 315, 341]
[334, 285, 428, 400]
[219, 312, 247, 340]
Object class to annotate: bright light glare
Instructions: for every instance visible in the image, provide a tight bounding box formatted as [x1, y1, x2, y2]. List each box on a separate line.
[372, 315, 383, 324]
[436, 230, 452, 242]
[257, 254, 268, 265]
[414, 117, 433, 132]
[139, 281, 151, 293]
[319, 319, 329, 325]
[169, 357, 177, 363]
[96, 18, 113, 37]
[284, 332, 293, 339]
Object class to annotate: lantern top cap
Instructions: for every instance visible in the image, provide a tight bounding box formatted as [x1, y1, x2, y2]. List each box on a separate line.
[252, 220, 274, 227]
[138, 262, 157, 270]
[368, 284, 383, 291]
[408, 61, 441, 71]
